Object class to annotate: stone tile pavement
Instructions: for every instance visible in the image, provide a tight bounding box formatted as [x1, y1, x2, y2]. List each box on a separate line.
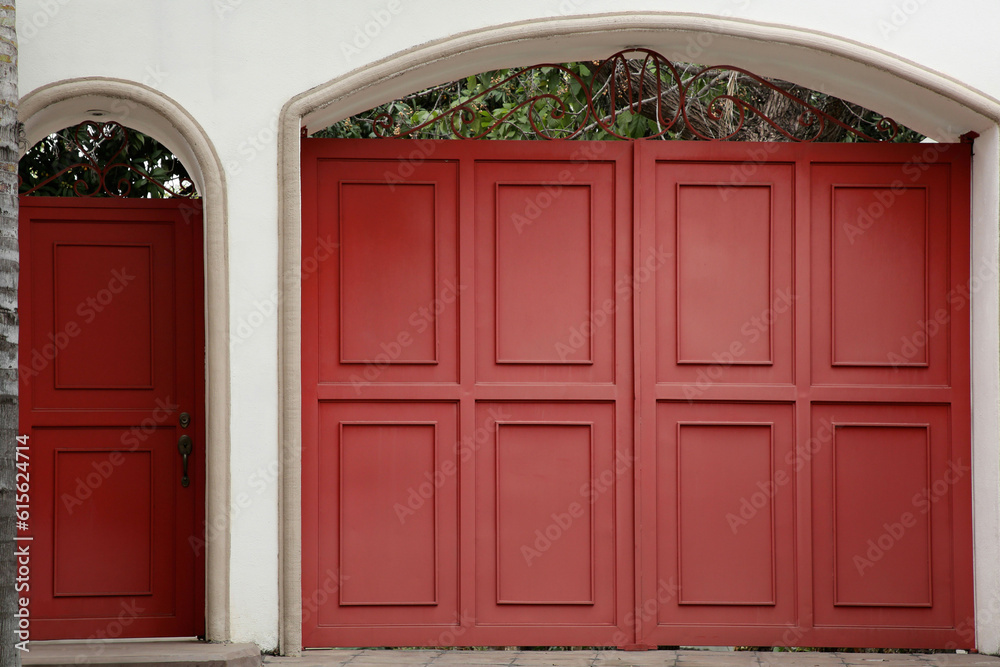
[265, 649, 1000, 667]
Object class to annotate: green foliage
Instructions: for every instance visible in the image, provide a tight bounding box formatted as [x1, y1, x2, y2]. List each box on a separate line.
[19, 123, 197, 198]
[316, 62, 611, 141]
[315, 60, 925, 143]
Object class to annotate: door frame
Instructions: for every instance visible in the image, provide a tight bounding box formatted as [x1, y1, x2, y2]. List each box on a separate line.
[19, 79, 232, 642]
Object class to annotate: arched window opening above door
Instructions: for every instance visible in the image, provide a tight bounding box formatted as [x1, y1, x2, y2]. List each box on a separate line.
[19, 120, 198, 198]
[315, 49, 926, 143]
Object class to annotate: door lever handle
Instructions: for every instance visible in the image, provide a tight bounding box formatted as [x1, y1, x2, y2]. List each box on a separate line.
[177, 435, 193, 488]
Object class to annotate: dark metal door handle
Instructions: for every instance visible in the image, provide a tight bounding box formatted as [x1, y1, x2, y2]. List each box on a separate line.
[177, 435, 193, 488]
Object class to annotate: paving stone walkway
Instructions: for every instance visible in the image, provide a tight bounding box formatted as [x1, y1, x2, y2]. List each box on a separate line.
[265, 650, 1000, 667]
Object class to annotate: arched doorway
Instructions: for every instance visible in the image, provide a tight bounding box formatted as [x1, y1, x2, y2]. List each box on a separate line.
[297, 56, 973, 650]
[18, 80, 231, 643]
[279, 18, 1000, 655]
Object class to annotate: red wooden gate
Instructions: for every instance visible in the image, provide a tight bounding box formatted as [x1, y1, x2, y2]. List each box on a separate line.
[301, 139, 972, 649]
[18, 198, 205, 639]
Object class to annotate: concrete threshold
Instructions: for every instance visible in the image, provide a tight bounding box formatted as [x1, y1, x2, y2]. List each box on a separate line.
[21, 639, 261, 667]
[19, 645, 1000, 667]
[264, 649, 1000, 667]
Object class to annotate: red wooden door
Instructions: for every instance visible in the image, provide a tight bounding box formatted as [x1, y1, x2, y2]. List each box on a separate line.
[301, 139, 972, 649]
[468, 150, 633, 644]
[635, 142, 972, 649]
[18, 198, 205, 640]
[635, 147, 799, 647]
[301, 140, 635, 647]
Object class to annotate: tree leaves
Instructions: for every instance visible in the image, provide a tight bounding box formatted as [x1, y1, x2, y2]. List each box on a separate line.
[315, 59, 924, 143]
[19, 124, 197, 198]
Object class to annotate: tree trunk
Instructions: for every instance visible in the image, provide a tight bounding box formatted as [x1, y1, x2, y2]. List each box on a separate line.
[0, 2, 19, 666]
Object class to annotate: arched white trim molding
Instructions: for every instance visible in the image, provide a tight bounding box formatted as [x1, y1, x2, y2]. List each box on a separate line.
[20, 77, 233, 643]
[279, 12, 1000, 655]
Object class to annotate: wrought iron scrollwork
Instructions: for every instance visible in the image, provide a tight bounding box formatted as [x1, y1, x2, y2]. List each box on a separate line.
[370, 48, 900, 142]
[20, 120, 196, 197]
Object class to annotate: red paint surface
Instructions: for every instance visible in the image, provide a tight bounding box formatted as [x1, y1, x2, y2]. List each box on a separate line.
[19, 198, 204, 639]
[301, 139, 972, 649]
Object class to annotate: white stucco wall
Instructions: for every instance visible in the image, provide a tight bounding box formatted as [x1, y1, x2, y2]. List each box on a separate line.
[16, 0, 1000, 653]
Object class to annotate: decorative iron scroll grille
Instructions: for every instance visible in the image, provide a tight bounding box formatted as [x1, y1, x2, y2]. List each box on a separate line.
[362, 49, 903, 142]
[20, 120, 196, 197]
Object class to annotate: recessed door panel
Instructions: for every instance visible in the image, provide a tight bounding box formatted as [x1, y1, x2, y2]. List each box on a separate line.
[475, 402, 616, 626]
[312, 401, 459, 629]
[652, 162, 795, 389]
[812, 404, 961, 628]
[811, 163, 952, 386]
[475, 160, 618, 384]
[314, 159, 460, 387]
[653, 401, 796, 628]
[27, 217, 176, 410]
